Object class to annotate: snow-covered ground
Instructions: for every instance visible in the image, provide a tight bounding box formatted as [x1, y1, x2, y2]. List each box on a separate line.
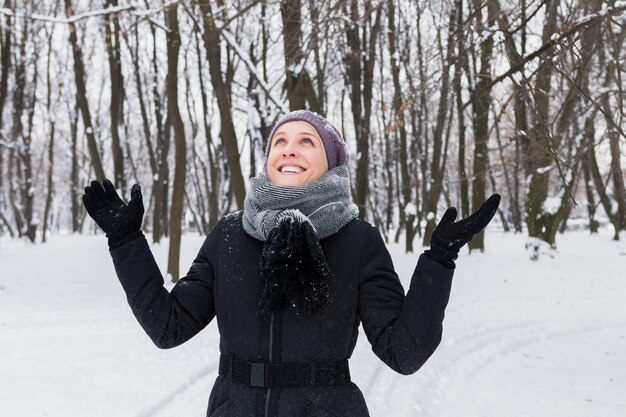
[1, 229, 625, 417]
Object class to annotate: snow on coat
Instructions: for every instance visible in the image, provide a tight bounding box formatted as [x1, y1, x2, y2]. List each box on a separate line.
[109, 211, 454, 416]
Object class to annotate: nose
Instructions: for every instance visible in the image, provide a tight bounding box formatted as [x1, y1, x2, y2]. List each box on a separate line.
[281, 141, 299, 157]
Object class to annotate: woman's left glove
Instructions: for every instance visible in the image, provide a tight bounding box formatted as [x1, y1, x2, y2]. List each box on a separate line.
[427, 194, 501, 267]
[82, 179, 144, 248]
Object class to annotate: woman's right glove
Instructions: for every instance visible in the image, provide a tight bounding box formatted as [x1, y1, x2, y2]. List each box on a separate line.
[82, 179, 144, 249]
[427, 194, 501, 267]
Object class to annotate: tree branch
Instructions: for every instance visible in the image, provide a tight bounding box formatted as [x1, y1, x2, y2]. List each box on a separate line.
[0, 4, 135, 24]
[0, 1, 180, 25]
[491, 5, 626, 87]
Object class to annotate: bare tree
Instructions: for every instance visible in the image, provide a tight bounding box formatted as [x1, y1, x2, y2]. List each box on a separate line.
[0, 0, 12, 236]
[343, 0, 382, 219]
[467, 0, 498, 252]
[103, 0, 126, 193]
[0, 0, 623, 260]
[165, 4, 187, 281]
[387, 0, 416, 252]
[599, 19, 626, 237]
[422, 7, 456, 247]
[280, 0, 320, 112]
[196, 0, 247, 210]
[65, 0, 105, 181]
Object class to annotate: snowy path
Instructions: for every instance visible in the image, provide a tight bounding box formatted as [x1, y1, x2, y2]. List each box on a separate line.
[1, 230, 625, 417]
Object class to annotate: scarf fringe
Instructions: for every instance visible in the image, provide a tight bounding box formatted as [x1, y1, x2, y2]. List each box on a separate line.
[258, 215, 332, 317]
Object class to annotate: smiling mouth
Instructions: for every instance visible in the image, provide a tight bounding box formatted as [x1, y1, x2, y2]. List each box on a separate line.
[279, 165, 305, 173]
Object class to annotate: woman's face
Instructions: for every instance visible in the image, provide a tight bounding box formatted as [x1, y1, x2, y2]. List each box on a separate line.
[267, 121, 329, 186]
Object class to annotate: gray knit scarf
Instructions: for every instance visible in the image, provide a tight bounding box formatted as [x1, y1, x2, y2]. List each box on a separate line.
[242, 164, 359, 316]
[242, 164, 359, 241]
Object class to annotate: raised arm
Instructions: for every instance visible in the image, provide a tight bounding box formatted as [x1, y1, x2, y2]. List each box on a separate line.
[110, 228, 219, 348]
[358, 194, 500, 374]
[357, 226, 454, 375]
[83, 179, 218, 349]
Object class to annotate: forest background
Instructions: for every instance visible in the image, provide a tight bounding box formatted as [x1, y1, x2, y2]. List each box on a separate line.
[0, 0, 625, 279]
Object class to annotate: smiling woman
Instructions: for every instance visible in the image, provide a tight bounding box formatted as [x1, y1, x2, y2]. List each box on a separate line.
[266, 120, 329, 187]
[82, 109, 500, 417]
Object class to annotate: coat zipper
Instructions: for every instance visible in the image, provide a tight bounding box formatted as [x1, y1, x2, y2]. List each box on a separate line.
[264, 310, 275, 417]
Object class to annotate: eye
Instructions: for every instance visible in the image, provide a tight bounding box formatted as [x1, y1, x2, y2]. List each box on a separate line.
[273, 137, 286, 146]
[302, 137, 314, 145]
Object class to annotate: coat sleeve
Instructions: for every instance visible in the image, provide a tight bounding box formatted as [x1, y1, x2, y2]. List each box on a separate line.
[109, 220, 222, 349]
[357, 224, 454, 375]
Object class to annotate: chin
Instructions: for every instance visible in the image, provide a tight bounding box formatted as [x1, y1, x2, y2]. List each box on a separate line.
[269, 171, 309, 186]
[277, 177, 308, 186]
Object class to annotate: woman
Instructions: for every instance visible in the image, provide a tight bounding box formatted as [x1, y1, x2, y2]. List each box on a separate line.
[83, 110, 500, 417]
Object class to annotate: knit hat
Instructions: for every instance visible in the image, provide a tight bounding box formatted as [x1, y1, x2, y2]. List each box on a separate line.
[265, 110, 349, 170]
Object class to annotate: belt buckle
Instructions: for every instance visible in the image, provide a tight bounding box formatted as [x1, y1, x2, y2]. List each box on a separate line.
[249, 362, 267, 387]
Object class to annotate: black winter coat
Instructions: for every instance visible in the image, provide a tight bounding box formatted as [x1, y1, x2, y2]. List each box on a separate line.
[110, 212, 454, 417]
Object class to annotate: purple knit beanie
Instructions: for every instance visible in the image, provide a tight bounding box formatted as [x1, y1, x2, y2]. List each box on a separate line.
[264, 110, 349, 170]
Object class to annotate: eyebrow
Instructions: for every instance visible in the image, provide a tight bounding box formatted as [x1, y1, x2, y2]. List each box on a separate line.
[274, 131, 317, 137]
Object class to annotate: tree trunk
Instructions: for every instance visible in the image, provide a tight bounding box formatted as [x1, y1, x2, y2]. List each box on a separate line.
[344, 0, 382, 219]
[607, 117, 626, 234]
[455, 0, 470, 219]
[103, 0, 126, 193]
[309, 0, 326, 113]
[192, 28, 220, 229]
[165, 5, 187, 282]
[42, 25, 55, 243]
[387, 0, 415, 252]
[42, 121, 55, 243]
[524, 0, 604, 254]
[8, 148, 24, 237]
[422, 9, 455, 247]
[524, 0, 559, 251]
[154, 121, 171, 241]
[495, 0, 528, 233]
[127, 24, 156, 179]
[586, 116, 620, 239]
[0, 0, 9, 228]
[196, 0, 246, 210]
[10, 11, 28, 239]
[65, 0, 105, 181]
[468, 0, 498, 252]
[0, 0, 10, 128]
[70, 105, 80, 233]
[150, 22, 167, 243]
[601, 30, 626, 236]
[280, 0, 320, 112]
[582, 157, 599, 234]
[21, 52, 38, 243]
[344, 0, 365, 216]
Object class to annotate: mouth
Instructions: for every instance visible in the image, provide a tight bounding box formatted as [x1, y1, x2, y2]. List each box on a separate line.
[278, 164, 306, 174]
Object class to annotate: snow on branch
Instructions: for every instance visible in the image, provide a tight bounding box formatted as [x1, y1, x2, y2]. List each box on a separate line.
[0, 1, 179, 25]
[0, 4, 135, 24]
[491, 4, 626, 87]
[0, 138, 15, 148]
[219, 27, 289, 114]
[131, 1, 179, 18]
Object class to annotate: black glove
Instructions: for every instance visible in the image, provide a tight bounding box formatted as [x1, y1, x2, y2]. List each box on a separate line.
[427, 194, 501, 268]
[82, 179, 144, 248]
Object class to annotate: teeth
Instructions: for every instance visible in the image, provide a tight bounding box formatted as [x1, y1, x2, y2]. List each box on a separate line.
[281, 165, 304, 173]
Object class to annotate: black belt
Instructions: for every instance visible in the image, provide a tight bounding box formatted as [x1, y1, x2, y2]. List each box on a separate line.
[219, 354, 351, 388]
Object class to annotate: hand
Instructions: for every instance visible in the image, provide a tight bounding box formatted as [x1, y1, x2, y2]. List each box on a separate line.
[428, 194, 501, 266]
[82, 179, 144, 247]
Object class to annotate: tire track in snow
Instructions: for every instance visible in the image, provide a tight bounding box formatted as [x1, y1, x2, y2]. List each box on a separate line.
[357, 321, 625, 416]
[426, 321, 626, 417]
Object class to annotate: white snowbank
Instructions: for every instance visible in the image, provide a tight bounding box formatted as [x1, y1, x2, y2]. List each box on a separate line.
[0, 229, 624, 417]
